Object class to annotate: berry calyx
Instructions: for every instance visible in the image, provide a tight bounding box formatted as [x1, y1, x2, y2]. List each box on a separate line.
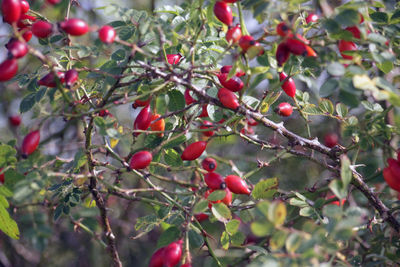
[0, 59, 18, 81]
[226, 24, 242, 44]
[32, 21, 53, 38]
[129, 151, 152, 170]
[202, 157, 217, 172]
[276, 22, 291, 37]
[204, 172, 226, 189]
[239, 35, 255, 52]
[279, 72, 296, 98]
[21, 130, 40, 158]
[9, 115, 21, 126]
[276, 102, 293, 117]
[213, 1, 233, 26]
[181, 141, 207, 161]
[98, 25, 116, 44]
[59, 18, 89, 36]
[225, 175, 251, 195]
[218, 88, 239, 110]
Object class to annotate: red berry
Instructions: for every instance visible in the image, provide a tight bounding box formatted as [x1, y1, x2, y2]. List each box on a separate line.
[345, 26, 361, 39]
[359, 14, 364, 23]
[279, 72, 296, 98]
[199, 104, 208, 118]
[150, 114, 165, 137]
[200, 120, 214, 137]
[132, 97, 151, 109]
[276, 22, 290, 37]
[384, 159, 400, 192]
[32, 21, 53, 38]
[276, 102, 293, 117]
[217, 73, 244, 92]
[324, 133, 338, 148]
[0, 168, 4, 184]
[21, 130, 40, 158]
[2, 0, 21, 24]
[305, 45, 317, 57]
[7, 39, 28, 59]
[133, 105, 152, 136]
[239, 35, 255, 51]
[246, 118, 258, 126]
[59, 18, 89, 36]
[98, 25, 116, 44]
[205, 172, 226, 189]
[225, 175, 251, 195]
[46, 0, 61, 4]
[184, 89, 195, 105]
[22, 30, 32, 42]
[129, 151, 152, 170]
[218, 88, 239, 110]
[38, 71, 65, 88]
[65, 69, 78, 88]
[202, 157, 217, 172]
[162, 240, 183, 267]
[9, 115, 21, 126]
[20, 0, 29, 13]
[166, 54, 182, 65]
[285, 38, 307, 56]
[222, 0, 237, 2]
[181, 141, 207, 161]
[0, 59, 18, 81]
[226, 24, 242, 43]
[220, 65, 245, 77]
[149, 247, 166, 267]
[276, 42, 290, 66]
[305, 13, 319, 24]
[338, 40, 357, 60]
[99, 109, 110, 117]
[194, 213, 209, 222]
[213, 1, 232, 26]
[205, 188, 232, 206]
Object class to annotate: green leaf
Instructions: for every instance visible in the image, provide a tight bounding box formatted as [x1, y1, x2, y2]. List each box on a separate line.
[368, 33, 387, 45]
[329, 179, 347, 200]
[71, 149, 87, 172]
[370, 12, 389, 24]
[230, 231, 246, 246]
[0, 145, 17, 168]
[167, 90, 185, 111]
[251, 178, 278, 200]
[285, 233, 302, 253]
[207, 190, 226, 201]
[0, 204, 19, 239]
[327, 63, 345, 76]
[320, 79, 339, 97]
[336, 103, 348, 118]
[250, 221, 274, 237]
[391, 9, 400, 24]
[211, 203, 232, 223]
[157, 226, 180, 248]
[193, 200, 208, 214]
[111, 49, 126, 61]
[221, 231, 230, 250]
[163, 134, 186, 149]
[322, 19, 340, 34]
[302, 105, 322, 115]
[20, 93, 36, 113]
[226, 219, 240, 235]
[267, 201, 286, 227]
[164, 148, 182, 167]
[340, 155, 352, 189]
[188, 229, 204, 249]
[334, 9, 360, 27]
[319, 99, 334, 114]
[377, 61, 393, 74]
[361, 101, 383, 112]
[4, 169, 25, 189]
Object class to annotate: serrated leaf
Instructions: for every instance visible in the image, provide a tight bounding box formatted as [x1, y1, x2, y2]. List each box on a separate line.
[251, 178, 278, 200]
[167, 90, 185, 111]
[207, 190, 226, 201]
[336, 103, 348, 118]
[319, 99, 334, 114]
[193, 200, 208, 214]
[211, 203, 231, 223]
[0, 145, 17, 168]
[231, 231, 246, 246]
[320, 79, 339, 97]
[0, 204, 19, 239]
[370, 11, 388, 24]
[302, 105, 322, 115]
[20, 93, 36, 113]
[340, 155, 352, 189]
[164, 148, 182, 167]
[157, 226, 180, 248]
[226, 219, 240, 235]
